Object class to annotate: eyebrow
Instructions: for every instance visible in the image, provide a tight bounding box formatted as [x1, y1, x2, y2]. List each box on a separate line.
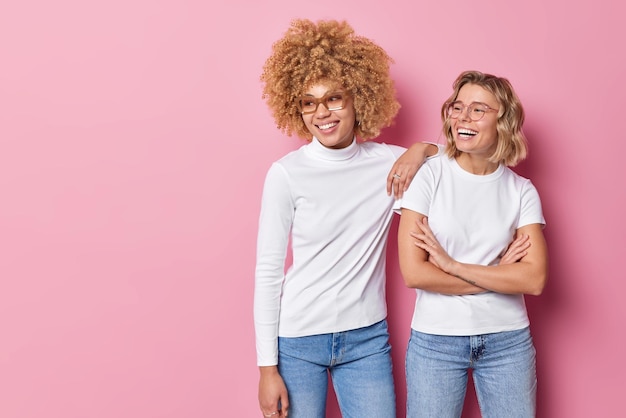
[302, 90, 343, 97]
[454, 100, 490, 105]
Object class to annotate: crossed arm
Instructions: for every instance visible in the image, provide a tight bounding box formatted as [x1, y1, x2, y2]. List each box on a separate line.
[398, 209, 548, 296]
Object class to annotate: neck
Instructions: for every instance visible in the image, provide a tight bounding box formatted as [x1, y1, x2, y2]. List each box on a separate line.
[455, 153, 499, 175]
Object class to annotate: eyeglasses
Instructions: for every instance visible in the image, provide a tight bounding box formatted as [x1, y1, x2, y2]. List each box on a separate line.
[446, 101, 499, 121]
[296, 92, 347, 114]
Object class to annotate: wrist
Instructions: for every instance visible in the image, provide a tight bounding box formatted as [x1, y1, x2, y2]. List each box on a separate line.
[447, 260, 461, 277]
[425, 143, 438, 158]
[259, 365, 280, 376]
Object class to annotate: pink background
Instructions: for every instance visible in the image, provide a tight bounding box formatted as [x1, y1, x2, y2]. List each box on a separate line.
[1, 0, 623, 417]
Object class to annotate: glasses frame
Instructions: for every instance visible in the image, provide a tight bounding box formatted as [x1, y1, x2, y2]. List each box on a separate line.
[296, 91, 348, 115]
[446, 101, 499, 121]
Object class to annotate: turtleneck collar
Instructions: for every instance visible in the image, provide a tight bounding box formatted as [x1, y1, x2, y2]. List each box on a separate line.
[305, 136, 359, 161]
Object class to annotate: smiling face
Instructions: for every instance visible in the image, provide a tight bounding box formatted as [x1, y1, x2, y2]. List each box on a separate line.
[300, 82, 356, 149]
[451, 83, 500, 159]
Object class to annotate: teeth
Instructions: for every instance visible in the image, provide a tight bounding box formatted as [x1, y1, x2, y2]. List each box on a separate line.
[458, 128, 478, 135]
[318, 122, 338, 130]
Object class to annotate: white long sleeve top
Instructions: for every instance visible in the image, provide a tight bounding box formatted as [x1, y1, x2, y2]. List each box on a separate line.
[254, 137, 406, 366]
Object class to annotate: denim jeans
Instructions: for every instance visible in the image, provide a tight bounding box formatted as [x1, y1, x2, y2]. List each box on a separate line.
[406, 327, 536, 418]
[278, 319, 396, 418]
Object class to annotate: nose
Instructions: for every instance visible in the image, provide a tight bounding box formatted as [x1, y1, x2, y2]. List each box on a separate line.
[459, 105, 472, 121]
[313, 101, 331, 117]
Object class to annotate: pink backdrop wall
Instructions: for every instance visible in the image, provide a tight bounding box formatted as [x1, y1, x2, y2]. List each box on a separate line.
[1, 0, 623, 417]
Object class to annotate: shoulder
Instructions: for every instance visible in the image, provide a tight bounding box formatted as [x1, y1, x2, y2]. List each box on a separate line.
[422, 153, 447, 171]
[502, 167, 534, 189]
[273, 143, 309, 166]
[360, 141, 406, 158]
[264, 147, 306, 180]
[501, 168, 543, 204]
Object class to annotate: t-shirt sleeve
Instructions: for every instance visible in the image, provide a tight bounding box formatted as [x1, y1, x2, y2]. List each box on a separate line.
[519, 180, 546, 228]
[399, 158, 437, 217]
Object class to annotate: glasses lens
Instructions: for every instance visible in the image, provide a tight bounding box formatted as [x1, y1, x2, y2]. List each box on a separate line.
[298, 92, 346, 114]
[324, 93, 344, 111]
[468, 103, 488, 121]
[447, 102, 463, 118]
[447, 102, 489, 121]
[299, 97, 317, 114]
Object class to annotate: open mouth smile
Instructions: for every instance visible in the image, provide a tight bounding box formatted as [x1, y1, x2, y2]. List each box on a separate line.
[317, 122, 338, 130]
[457, 128, 478, 139]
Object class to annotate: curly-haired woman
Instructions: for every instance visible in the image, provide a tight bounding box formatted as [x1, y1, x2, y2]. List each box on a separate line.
[254, 19, 437, 417]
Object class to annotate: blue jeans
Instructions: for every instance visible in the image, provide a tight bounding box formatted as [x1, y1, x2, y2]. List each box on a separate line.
[406, 327, 536, 418]
[278, 319, 396, 418]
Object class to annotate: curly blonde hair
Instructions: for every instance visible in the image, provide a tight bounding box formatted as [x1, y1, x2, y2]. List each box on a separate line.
[441, 71, 528, 167]
[261, 19, 400, 140]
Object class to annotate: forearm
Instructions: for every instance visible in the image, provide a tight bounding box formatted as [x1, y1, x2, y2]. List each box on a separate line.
[415, 142, 439, 157]
[254, 269, 282, 366]
[404, 142, 439, 162]
[399, 209, 484, 295]
[448, 261, 546, 296]
[401, 260, 486, 295]
[447, 224, 548, 296]
[255, 241, 286, 366]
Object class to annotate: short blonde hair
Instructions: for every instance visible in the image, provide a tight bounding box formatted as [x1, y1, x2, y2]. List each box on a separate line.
[261, 19, 400, 140]
[441, 71, 528, 166]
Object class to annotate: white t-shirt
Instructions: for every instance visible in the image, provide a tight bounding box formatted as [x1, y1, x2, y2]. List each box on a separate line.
[254, 137, 406, 366]
[400, 155, 545, 336]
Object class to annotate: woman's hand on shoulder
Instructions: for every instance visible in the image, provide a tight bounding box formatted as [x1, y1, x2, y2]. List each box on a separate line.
[386, 142, 438, 198]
